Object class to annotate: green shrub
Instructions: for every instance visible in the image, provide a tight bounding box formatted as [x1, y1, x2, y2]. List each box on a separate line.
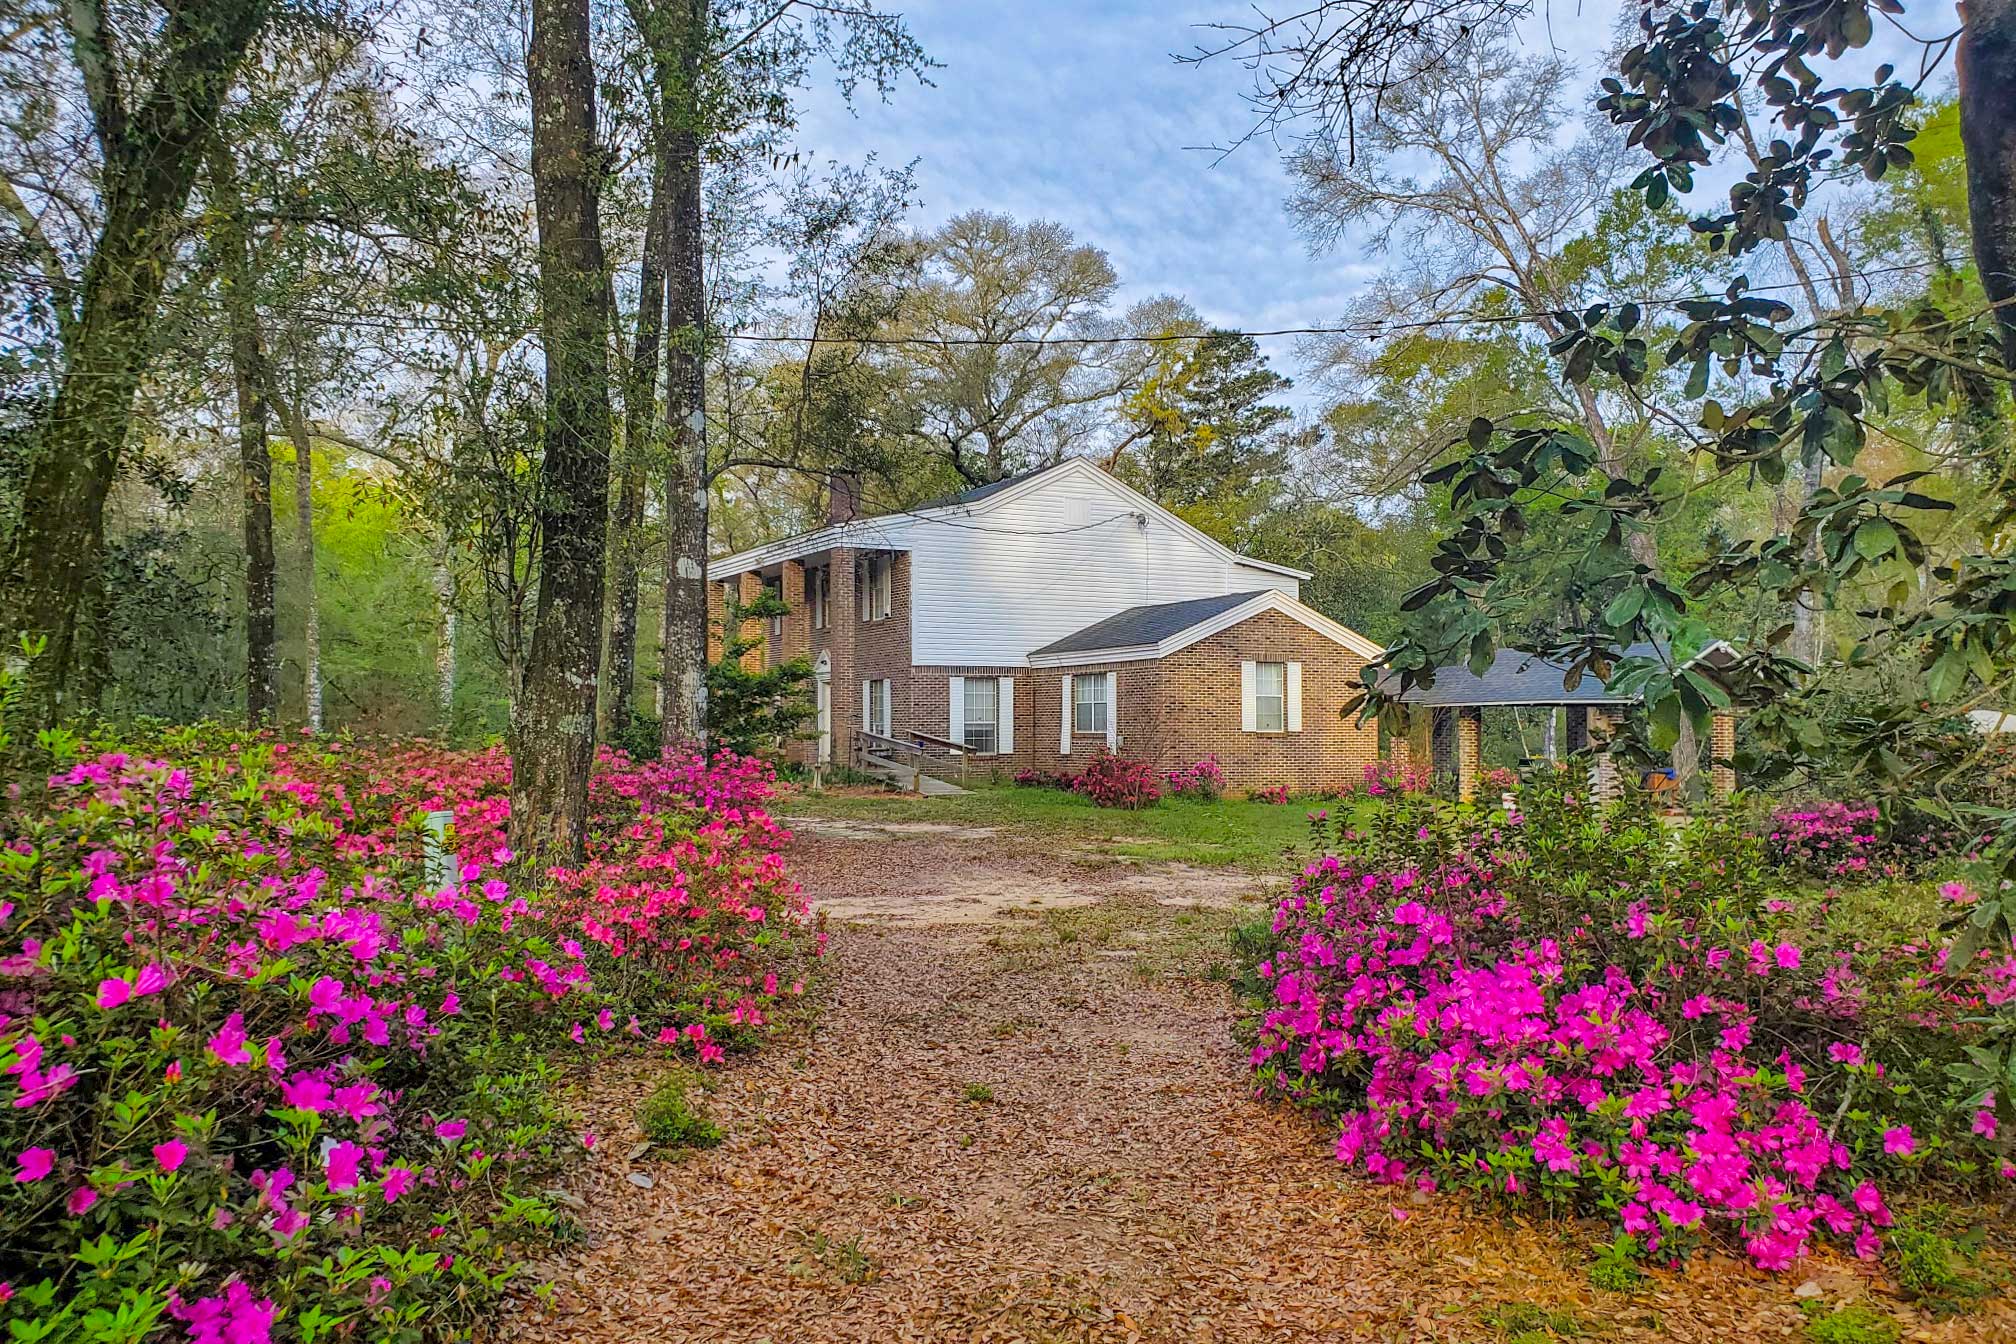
[637, 1074, 725, 1149]
[1801, 1302, 1899, 1344]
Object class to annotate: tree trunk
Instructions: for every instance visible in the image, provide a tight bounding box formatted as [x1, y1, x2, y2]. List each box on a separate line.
[1960, 0, 2016, 367]
[604, 157, 672, 742]
[657, 0, 710, 751]
[275, 405, 322, 731]
[211, 147, 278, 727]
[2, 0, 269, 716]
[513, 0, 616, 861]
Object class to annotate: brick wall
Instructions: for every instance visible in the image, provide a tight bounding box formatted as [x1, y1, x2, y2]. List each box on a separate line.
[1024, 610, 1380, 794]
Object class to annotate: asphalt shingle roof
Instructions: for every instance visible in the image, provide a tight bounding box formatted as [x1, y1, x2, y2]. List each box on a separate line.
[1390, 642, 1667, 707]
[907, 461, 1059, 513]
[1029, 591, 1268, 659]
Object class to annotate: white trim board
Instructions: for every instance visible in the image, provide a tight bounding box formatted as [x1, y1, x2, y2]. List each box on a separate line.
[1026, 590, 1384, 668]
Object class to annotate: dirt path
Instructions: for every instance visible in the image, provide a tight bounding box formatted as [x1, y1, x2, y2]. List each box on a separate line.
[510, 823, 2000, 1344]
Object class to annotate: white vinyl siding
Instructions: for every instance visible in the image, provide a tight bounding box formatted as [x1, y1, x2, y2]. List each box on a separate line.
[906, 468, 1298, 666]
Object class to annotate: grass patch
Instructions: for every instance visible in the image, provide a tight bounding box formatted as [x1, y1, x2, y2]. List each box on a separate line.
[1481, 1301, 1583, 1340]
[636, 1072, 724, 1150]
[782, 783, 1315, 871]
[960, 1082, 995, 1104]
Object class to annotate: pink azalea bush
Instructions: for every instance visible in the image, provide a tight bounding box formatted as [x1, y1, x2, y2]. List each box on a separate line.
[1247, 770, 2015, 1275]
[1164, 755, 1227, 801]
[0, 729, 815, 1342]
[1070, 751, 1161, 809]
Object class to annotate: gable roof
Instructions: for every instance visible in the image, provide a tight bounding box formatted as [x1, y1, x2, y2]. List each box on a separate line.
[1025, 589, 1384, 667]
[705, 458, 1313, 582]
[1029, 591, 1268, 658]
[1390, 641, 1737, 708]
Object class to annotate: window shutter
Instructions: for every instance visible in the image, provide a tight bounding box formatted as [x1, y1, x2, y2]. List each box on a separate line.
[948, 676, 965, 746]
[1240, 661, 1258, 732]
[1059, 675, 1074, 756]
[861, 680, 871, 737]
[1287, 661, 1304, 732]
[858, 559, 869, 621]
[999, 677, 1015, 753]
[1104, 671, 1118, 750]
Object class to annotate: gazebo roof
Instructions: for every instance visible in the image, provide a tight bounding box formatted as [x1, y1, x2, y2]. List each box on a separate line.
[1390, 642, 1734, 709]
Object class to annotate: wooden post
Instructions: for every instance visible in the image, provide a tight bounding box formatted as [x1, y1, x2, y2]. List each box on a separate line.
[1710, 711, 1738, 796]
[1457, 707, 1484, 803]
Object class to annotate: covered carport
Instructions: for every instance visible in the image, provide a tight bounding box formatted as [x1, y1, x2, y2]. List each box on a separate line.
[1386, 643, 1738, 803]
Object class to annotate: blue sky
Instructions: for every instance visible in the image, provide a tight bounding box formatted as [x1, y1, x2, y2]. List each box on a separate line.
[792, 0, 1960, 399]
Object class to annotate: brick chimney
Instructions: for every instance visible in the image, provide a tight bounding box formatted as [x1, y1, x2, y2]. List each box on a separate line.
[827, 471, 862, 524]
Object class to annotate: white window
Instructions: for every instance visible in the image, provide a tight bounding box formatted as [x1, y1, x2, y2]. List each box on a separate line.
[858, 553, 892, 622]
[1255, 661, 1287, 732]
[766, 581, 782, 638]
[863, 678, 891, 736]
[809, 566, 829, 630]
[1073, 674, 1109, 735]
[963, 677, 998, 754]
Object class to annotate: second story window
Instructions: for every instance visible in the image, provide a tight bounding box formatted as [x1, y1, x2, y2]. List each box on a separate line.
[858, 553, 892, 622]
[809, 566, 829, 630]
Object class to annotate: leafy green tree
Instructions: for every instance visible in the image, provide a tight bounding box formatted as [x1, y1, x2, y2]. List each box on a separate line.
[706, 591, 814, 758]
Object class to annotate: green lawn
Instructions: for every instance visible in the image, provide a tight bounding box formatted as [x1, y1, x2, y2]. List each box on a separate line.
[778, 781, 1318, 871]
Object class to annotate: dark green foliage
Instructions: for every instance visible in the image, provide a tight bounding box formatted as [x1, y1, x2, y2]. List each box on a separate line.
[706, 591, 816, 758]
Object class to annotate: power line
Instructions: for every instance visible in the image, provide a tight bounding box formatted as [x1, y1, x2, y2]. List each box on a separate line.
[0, 259, 1955, 353]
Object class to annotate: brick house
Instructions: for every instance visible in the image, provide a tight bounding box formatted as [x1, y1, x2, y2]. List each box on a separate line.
[706, 459, 1384, 793]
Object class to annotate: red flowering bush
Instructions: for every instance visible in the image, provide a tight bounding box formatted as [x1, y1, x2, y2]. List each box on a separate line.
[1766, 802, 1885, 878]
[1071, 751, 1161, 809]
[0, 728, 815, 1343]
[1164, 755, 1226, 800]
[1252, 783, 1291, 805]
[1247, 771, 2013, 1275]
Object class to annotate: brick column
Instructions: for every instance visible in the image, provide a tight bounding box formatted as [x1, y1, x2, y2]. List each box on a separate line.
[706, 578, 728, 663]
[1710, 711, 1738, 797]
[1589, 707, 1621, 802]
[1456, 707, 1483, 803]
[780, 560, 809, 660]
[827, 548, 859, 763]
[736, 572, 765, 671]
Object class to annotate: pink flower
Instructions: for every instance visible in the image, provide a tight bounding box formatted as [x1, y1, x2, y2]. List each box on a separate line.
[433, 1119, 467, 1141]
[324, 1141, 363, 1192]
[381, 1166, 415, 1203]
[13, 1148, 52, 1183]
[94, 978, 131, 1009]
[1828, 1042, 1863, 1067]
[65, 1186, 96, 1216]
[1774, 943, 1802, 970]
[153, 1140, 188, 1173]
[206, 1014, 252, 1067]
[1882, 1126, 1915, 1157]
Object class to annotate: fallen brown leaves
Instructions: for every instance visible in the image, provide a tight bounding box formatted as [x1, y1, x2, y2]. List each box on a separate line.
[504, 824, 2016, 1344]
